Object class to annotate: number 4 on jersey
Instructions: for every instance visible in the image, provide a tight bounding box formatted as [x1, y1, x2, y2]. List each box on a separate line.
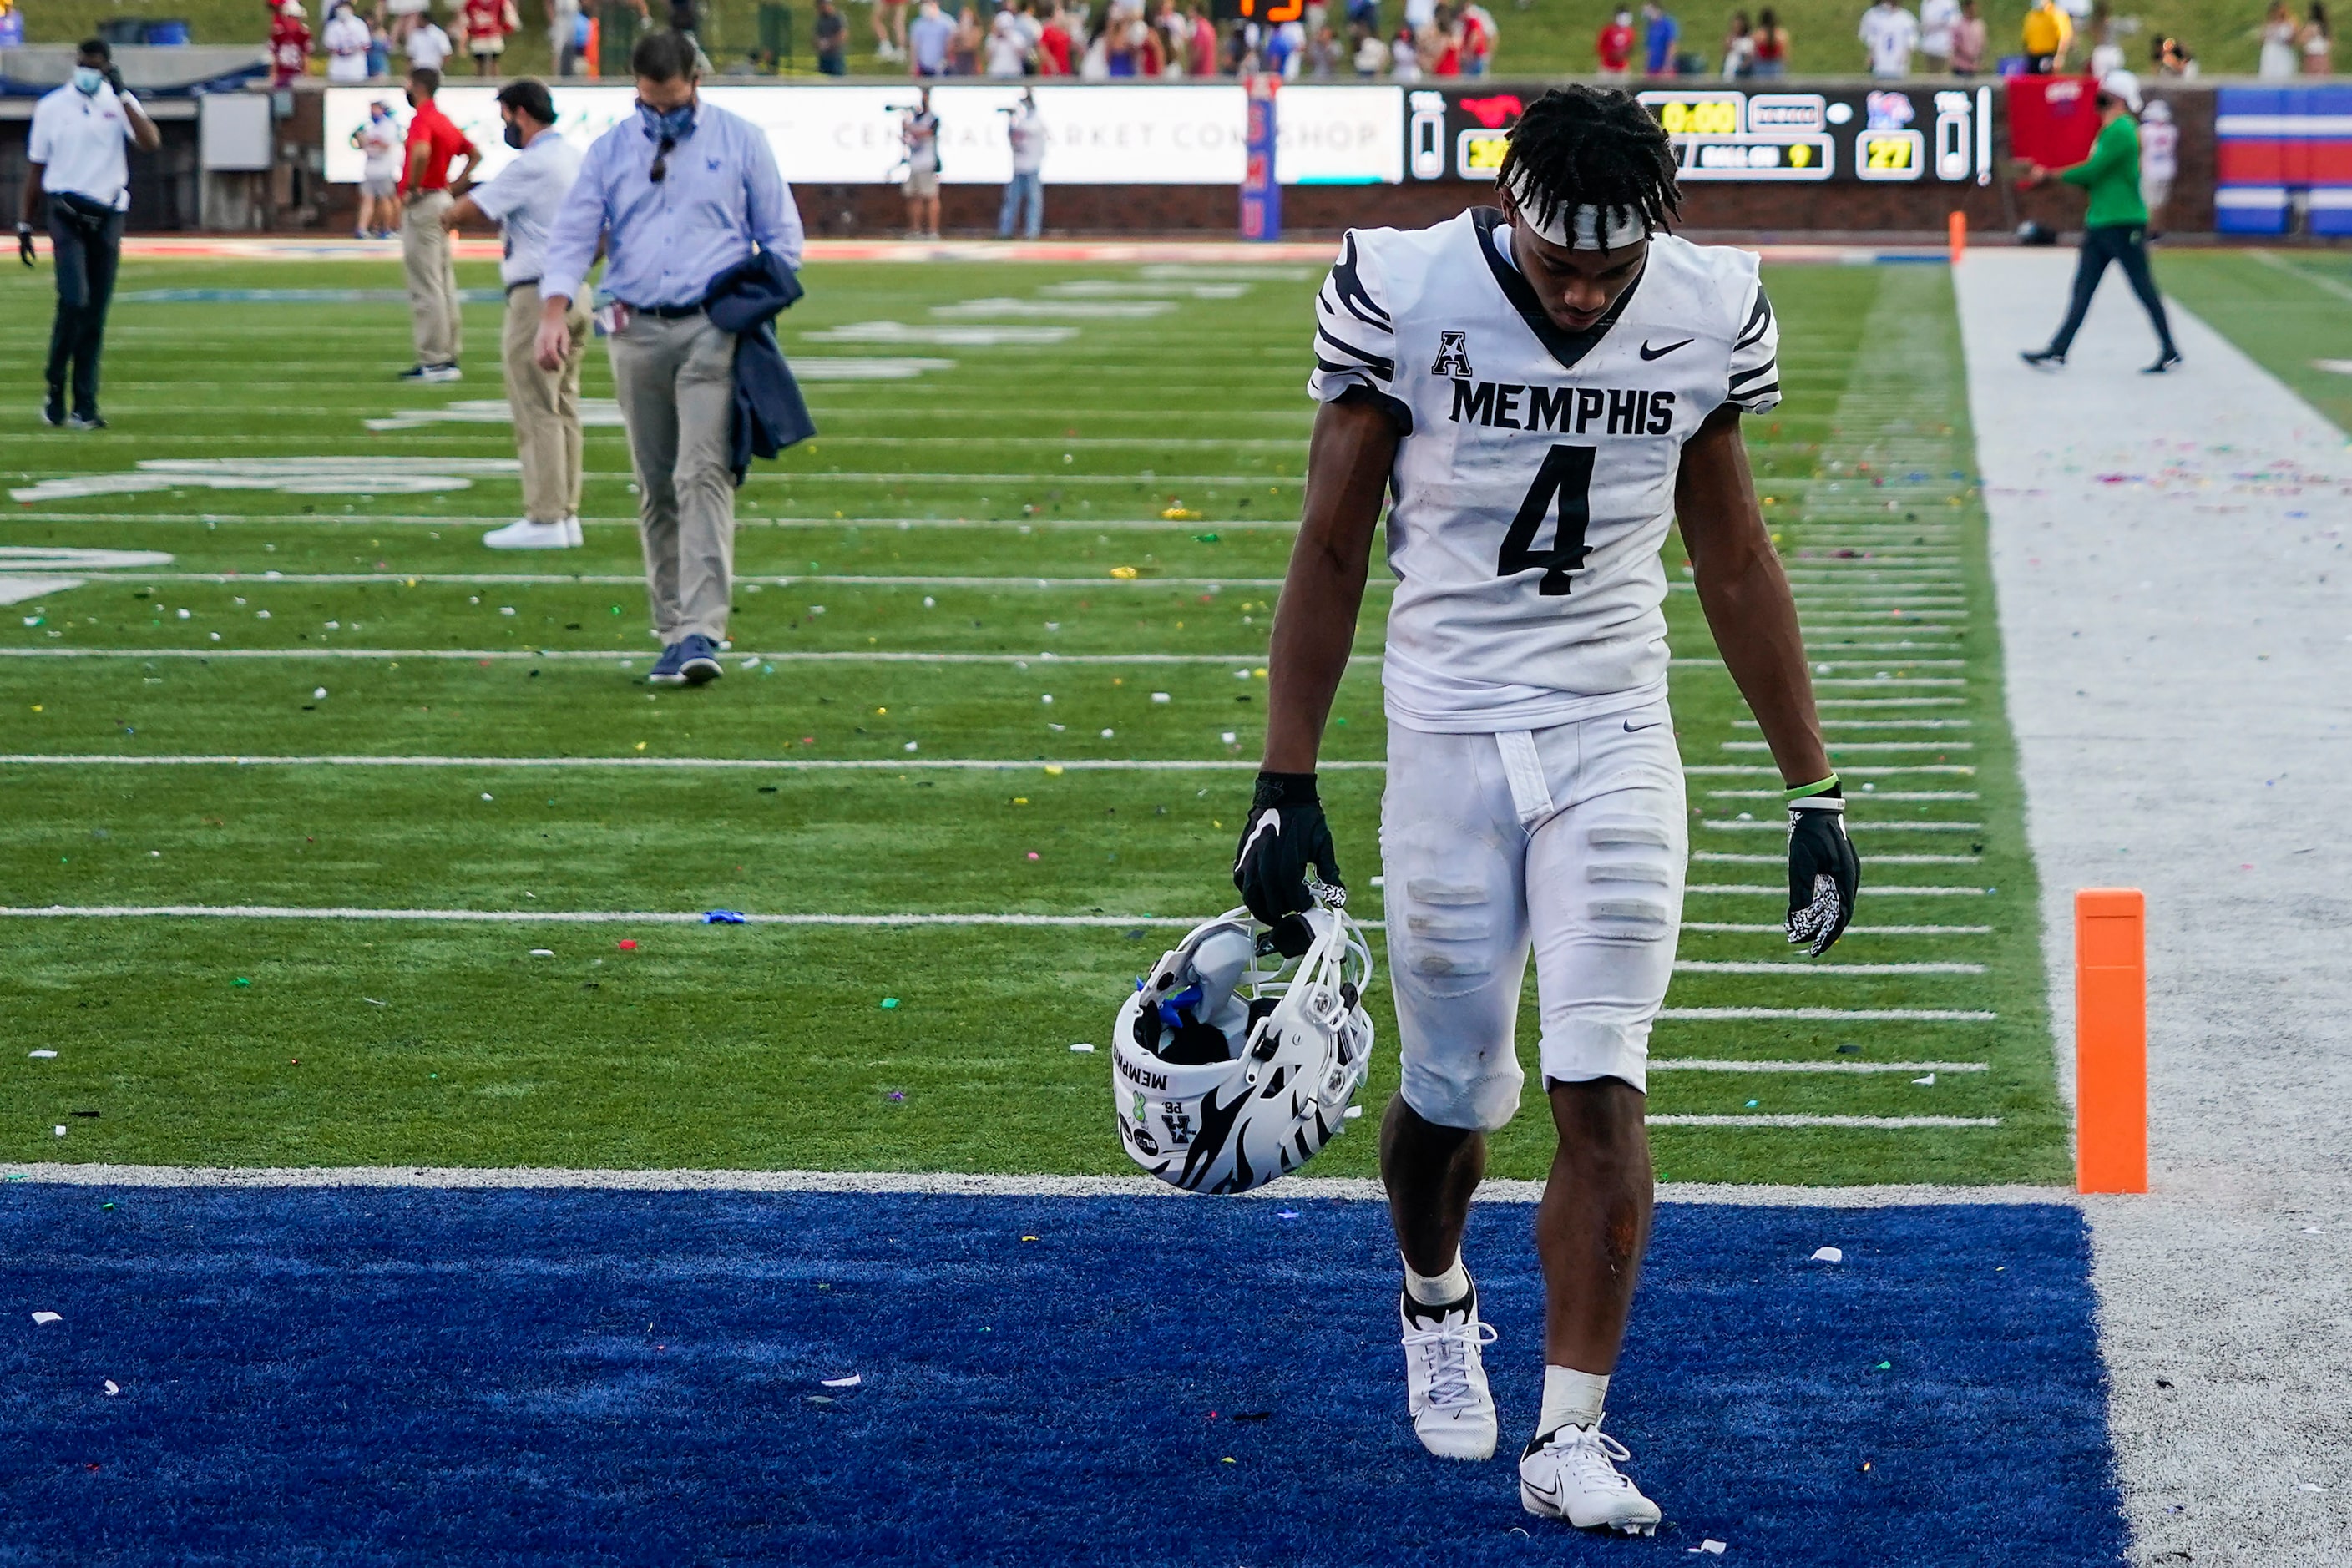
[1496, 443, 1596, 596]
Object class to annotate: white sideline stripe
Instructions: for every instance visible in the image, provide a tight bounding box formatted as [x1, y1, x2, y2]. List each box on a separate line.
[1646, 1115, 2000, 1128]
[1662, 1007, 1996, 1021]
[1702, 820, 1984, 832]
[0, 513, 1315, 531]
[1651, 1059, 1990, 1074]
[1726, 741, 1975, 751]
[1695, 852, 1980, 864]
[1707, 789, 1978, 800]
[0, 1164, 2056, 1200]
[1687, 884, 1988, 896]
[1738, 720, 1974, 731]
[0, 755, 1338, 772]
[1685, 765, 1975, 776]
[1682, 923, 1991, 933]
[1674, 959, 1986, 974]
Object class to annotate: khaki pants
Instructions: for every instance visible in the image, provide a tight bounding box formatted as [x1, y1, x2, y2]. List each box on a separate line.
[501, 285, 589, 524]
[609, 311, 737, 643]
[401, 190, 461, 367]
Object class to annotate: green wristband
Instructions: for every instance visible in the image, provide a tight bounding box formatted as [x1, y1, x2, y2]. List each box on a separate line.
[1783, 773, 1841, 804]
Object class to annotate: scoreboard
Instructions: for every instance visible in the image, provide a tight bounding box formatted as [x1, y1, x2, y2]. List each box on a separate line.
[1404, 84, 1995, 186]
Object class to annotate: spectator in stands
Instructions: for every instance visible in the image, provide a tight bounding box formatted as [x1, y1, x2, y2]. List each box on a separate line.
[2301, 1, 2333, 70]
[2021, 0, 2070, 70]
[1859, 0, 1917, 74]
[2153, 33, 2196, 73]
[951, 4, 985, 71]
[1919, 0, 1955, 68]
[1750, 4, 1788, 70]
[1459, 2, 1494, 70]
[1388, 22, 1419, 74]
[352, 99, 402, 236]
[405, 11, 455, 72]
[1307, 20, 1340, 70]
[367, 11, 396, 76]
[1722, 10, 1753, 74]
[2020, 71, 2180, 376]
[2258, 0, 2299, 74]
[2138, 96, 2176, 234]
[901, 87, 942, 237]
[549, 0, 583, 74]
[1189, 4, 1220, 69]
[2086, 0, 2123, 73]
[20, 38, 159, 431]
[1641, 0, 1679, 73]
[397, 65, 479, 382]
[386, 0, 427, 47]
[875, 0, 910, 59]
[814, 0, 848, 71]
[1596, 8, 1634, 75]
[1038, 3, 1077, 68]
[1351, 20, 1383, 70]
[909, 0, 955, 73]
[325, 0, 373, 79]
[536, 29, 807, 686]
[459, 0, 519, 75]
[441, 78, 588, 551]
[998, 87, 1045, 239]
[987, 4, 1034, 71]
[1950, 0, 1985, 70]
[270, 0, 313, 87]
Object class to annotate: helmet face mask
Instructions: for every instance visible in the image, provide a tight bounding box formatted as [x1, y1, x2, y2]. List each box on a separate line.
[1112, 905, 1376, 1193]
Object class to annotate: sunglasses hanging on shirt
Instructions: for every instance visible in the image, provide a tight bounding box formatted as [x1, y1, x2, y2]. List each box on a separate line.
[650, 135, 675, 184]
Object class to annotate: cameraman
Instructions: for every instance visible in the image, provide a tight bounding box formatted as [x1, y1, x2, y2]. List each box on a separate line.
[901, 88, 942, 240]
[19, 38, 159, 431]
[998, 88, 1045, 240]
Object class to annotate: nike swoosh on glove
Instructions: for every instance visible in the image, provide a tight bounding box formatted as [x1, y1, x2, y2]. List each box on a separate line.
[1786, 790, 1860, 956]
[1233, 770, 1343, 958]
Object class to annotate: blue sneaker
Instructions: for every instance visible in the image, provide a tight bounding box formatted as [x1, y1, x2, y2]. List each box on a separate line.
[647, 640, 690, 685]
[677, 633, 723, 686]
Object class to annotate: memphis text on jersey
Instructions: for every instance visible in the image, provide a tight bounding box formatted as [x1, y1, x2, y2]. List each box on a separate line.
[1445, 376, 1678, 437]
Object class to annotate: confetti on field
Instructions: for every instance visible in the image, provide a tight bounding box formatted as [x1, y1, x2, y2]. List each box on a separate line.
[1812, 1247, 1844, 1263]
[31, 1312, 62, 1326]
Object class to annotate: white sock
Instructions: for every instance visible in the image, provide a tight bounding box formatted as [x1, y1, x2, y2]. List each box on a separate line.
[1538, 1366, 1609, 1435]
[1402, 1251, 1470, 1307]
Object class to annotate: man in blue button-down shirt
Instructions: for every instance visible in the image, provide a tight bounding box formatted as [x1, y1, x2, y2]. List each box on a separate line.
[536, 28, 804, 686]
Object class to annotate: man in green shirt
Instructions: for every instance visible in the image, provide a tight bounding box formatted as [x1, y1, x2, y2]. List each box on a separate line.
[2021, 71, 2182, 374]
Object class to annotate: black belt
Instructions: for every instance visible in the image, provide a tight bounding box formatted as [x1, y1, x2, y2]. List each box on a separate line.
[504, 277, 540, 296]
[625, 301, 705, 319]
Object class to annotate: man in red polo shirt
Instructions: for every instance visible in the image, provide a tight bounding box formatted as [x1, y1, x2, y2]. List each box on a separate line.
[397, 65, 479, 381]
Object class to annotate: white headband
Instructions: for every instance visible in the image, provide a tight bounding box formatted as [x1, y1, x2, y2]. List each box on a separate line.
[1503, 164, 1651, 250]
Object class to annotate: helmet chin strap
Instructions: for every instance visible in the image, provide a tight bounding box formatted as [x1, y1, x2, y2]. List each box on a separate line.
[1503, 165, 1651, 250]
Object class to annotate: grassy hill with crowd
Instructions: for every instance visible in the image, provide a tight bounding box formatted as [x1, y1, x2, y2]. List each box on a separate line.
[21, 0, 2293, 82]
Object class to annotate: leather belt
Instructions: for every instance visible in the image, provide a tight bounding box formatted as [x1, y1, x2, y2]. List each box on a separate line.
[625, 301, 705, 319]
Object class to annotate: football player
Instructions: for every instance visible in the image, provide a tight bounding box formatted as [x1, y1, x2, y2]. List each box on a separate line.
[1233, 86, 1859, 1535]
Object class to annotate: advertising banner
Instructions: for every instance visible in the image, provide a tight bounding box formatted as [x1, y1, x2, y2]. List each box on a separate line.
[323, 83, 1401, 186]
[1402, 83, 1995, 186]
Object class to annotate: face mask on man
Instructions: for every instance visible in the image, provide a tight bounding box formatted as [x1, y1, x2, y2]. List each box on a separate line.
[503, 117, 527, 149]
[635, 99, 695, 143]
[73, 66, 106, 95]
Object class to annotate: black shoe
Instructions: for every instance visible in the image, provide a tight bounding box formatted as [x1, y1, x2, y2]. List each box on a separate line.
[67, 411, 107, 431]
[2021, 349, 2066, 370]
[2142, 351, 2183, 375]
[41, 395, 64, 427]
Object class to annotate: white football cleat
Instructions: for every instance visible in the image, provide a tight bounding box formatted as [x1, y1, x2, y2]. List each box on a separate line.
[561, 514, 583, 548]
[1519, 1424, 1662, 1535]
[482, 518, 574, 551]
[1399, 1281, 1499, 1461]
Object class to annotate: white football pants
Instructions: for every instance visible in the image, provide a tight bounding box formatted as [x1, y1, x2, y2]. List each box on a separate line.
[1379, 699, 1687, 1132]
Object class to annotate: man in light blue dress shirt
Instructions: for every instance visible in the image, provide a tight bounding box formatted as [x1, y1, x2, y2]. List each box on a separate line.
[537, 28, 805, 687]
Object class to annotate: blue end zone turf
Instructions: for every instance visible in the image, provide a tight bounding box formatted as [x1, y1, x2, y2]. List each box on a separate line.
[0, 1189, 2125, 1565]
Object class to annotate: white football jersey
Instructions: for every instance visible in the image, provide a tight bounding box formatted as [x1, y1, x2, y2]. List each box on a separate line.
[1308, 208, 1779, 732]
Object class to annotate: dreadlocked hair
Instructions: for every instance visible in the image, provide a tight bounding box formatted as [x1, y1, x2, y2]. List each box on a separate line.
[1495, 86, 1681, 242]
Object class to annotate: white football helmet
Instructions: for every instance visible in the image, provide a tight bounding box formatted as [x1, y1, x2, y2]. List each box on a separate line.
[1112, 904, 1376, 1193]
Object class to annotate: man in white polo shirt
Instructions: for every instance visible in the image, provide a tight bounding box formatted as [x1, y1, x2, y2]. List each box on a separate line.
[18, 38, 159, 430]
[443, 78, 588, 549]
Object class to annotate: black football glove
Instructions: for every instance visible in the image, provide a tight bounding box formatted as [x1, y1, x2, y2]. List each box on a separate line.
[1786, 787, 1860, 956]
[17, 224, 34, 268]
[1232, 770, 1343, 958]
[103, 65, 128, 95]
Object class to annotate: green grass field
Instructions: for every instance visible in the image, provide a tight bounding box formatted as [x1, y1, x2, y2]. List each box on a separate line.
[2157, 248, 2352, 434]
[0, 251, 2068, 1186]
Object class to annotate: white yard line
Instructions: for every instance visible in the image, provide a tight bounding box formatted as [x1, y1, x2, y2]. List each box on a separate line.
[68, 573, 1301, 590]
[1651, 1059, 1990, 1073]
[1695, 851, 1980, 864]
[1646, 1114, 2000, 1127]
[1681, 922, 1991, 934]
[0, 1163, 2058, 1200]
[1674, 959, 1986, 974]
[1700, 820, 1985, 832]
[1724, 741, 1974, 752]
[1661, 1007, 1996, 1021]
[1686, 884, 1990, 896]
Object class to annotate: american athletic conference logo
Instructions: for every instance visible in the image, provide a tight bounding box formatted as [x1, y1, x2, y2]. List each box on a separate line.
[1430, 331, 1474, 377]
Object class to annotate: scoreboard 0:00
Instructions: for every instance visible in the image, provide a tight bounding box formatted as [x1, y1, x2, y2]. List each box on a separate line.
[1651, 96, 1742, 137]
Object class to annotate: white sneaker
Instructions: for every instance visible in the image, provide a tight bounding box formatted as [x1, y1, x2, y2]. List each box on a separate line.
[561, 514, 583, 547]
[1399, 1282, 1499, 1460]
[482, 518, 574, 551]
[1518, 1424, 1662, 1535]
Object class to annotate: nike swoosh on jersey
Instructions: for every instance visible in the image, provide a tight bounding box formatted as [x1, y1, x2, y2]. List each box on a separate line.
[1637, 337, 1695, 360]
